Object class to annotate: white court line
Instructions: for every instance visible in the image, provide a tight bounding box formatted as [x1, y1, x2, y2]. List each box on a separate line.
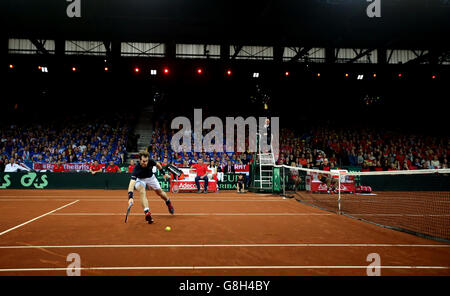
[50, 212, 332, 216]
[0, 265, 448, 272]
[0, 200, 79, 237]
[0, 195, 279, 199]
[0, 198, 284, 202]
[0, 243, 448, 249]
[351, 214, 450, 217]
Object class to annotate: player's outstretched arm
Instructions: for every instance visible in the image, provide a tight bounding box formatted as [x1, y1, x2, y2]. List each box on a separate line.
[127, 179, 136, 205]
[128, 179, 136, 192]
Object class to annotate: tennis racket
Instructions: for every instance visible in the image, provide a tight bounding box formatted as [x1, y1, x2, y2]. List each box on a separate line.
[125, 202, 133, 223]
[166, 164, 181, 176]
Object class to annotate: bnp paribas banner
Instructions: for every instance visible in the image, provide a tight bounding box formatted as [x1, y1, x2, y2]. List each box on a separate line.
[0, 172, 243, 190]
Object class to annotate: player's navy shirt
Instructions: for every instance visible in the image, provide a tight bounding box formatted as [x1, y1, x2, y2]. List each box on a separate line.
[131, 159, 157, 180]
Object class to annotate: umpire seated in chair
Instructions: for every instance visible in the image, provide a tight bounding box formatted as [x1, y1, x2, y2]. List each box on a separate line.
[191, 158, 209, 193]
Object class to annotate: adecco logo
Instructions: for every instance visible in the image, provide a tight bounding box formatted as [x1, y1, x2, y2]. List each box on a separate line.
[21, 172, 48, 189]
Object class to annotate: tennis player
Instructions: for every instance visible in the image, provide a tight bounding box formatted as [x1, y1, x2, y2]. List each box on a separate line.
[127, 151, 174, 224]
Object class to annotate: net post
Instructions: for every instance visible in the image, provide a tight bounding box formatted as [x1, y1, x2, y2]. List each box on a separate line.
[338, 171, 341, 215]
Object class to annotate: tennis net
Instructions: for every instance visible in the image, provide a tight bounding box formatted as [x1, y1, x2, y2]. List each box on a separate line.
[275, 165, 450, 242]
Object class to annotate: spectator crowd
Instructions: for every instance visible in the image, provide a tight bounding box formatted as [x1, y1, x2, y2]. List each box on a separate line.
[146, 120, 253, 168]
[0, 113, 137, 173]
[277, 126, 448, 171]
[1, 114, 448, 174]
[148, 119, 448, 172]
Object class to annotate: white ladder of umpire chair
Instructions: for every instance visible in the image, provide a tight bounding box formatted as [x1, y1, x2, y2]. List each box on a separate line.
[256, 133, 275, 190]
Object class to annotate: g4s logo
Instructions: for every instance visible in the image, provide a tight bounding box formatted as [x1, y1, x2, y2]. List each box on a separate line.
[0, 175, 11, 189]
[20, 173, 48, 189]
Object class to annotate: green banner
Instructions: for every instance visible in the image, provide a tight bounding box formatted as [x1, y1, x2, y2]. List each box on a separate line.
[0, 172, 130, 190]
[218, 173, 246, 190]
[272, 167, 281, 193]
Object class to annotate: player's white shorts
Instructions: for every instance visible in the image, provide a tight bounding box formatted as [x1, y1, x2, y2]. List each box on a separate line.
[134, 175, 161, 190]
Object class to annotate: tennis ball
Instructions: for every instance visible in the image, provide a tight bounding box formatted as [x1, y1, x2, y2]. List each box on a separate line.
[165, 226, 171, 231]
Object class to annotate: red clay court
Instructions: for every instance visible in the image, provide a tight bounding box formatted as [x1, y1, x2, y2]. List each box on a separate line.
[0, 189, 449, 276]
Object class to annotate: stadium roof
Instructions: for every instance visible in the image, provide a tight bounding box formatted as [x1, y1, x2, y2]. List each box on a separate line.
[3, 0, 450, 49]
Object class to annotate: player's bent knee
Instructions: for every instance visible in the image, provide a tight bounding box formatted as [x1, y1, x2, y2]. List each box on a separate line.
[136, 183, 146, 193]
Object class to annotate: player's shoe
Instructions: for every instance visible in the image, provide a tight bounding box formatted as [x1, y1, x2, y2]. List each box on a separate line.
[166, 200, 174, 215]
[145, 211, 154, 224]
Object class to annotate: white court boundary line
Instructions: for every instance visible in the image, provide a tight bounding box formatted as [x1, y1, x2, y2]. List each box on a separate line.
[0, 243, 449, 249]
[50, 212, 333, 216]
[0, 200, 79, 237]
[0, 265, 448, 272]
[0, 198, 284, 202]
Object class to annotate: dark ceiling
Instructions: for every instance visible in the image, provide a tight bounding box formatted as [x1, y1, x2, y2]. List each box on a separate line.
[3, 0, 450, 49]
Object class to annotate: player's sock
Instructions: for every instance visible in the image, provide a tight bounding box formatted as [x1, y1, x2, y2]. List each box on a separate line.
[166, 199, 174, 214]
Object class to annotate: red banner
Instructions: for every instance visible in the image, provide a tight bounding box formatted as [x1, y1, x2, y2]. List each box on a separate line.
[173, 164, 250, 173]
[232, 164, 249, 173]
[170, 180, 217, 192]
[33, 163, 92, 172]
[305, 171, 355, 193]
[219, 164, 249, 173]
